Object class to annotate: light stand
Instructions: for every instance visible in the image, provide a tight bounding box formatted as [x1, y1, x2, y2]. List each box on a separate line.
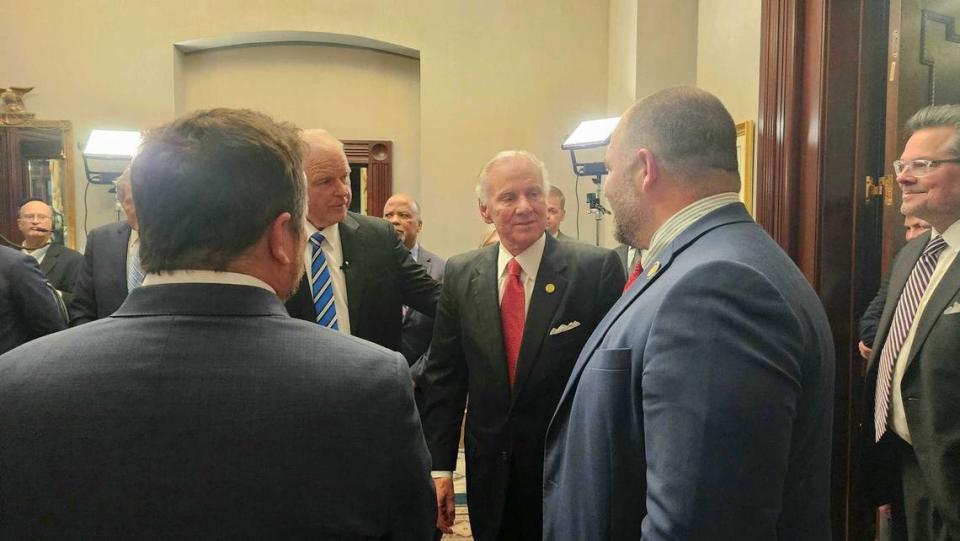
[561, 116, 620, 246]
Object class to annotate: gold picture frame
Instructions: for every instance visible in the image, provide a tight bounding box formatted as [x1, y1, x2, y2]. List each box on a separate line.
[736, 120, 755, 215]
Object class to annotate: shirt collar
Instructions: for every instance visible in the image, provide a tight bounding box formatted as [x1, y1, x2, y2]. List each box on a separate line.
[932, 218, 960, 251]
[643, 192, 741, 267]
[497, 233, 546, 282]
[306, 220, 342, 251]
[410, 242, 421, 262]
[142, 269, 276, 294]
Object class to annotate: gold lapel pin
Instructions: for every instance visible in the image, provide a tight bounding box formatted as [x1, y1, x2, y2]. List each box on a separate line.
[545, 283, 556, 293]
[647, 261, 661, 278]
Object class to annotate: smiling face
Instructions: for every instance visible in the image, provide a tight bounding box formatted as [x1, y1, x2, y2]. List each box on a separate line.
[478, 156, 547, 255]
[897, 126, 960, 232]
[304, 144, 352, 229]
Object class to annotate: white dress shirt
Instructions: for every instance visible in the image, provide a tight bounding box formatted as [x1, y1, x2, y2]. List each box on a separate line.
[142, 269, 276, 293]
[496, 233, 546, 316]
[303, 221, 351, 335]
[21, 243, 51, 264]
[890, 219, 960, 443]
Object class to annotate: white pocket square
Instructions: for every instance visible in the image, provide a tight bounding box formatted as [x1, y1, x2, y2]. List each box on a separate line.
[549, 321, 581, 335]
[944, 301, 960, 315]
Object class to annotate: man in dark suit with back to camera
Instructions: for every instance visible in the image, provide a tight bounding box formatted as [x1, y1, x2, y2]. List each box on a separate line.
[863, 104, 960, 540]
[285, 129, 440, 351]
[0, 108, 435, 539]
[69, 170, 141, 325]
[16, 198, 83, 305]
[383, 192, 446, 376]
[543, 87, 835, 541]
[0, 244, 66, 355]
[419, 150, 624, 540]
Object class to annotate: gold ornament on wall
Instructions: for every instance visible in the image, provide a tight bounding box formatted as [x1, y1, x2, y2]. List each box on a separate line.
[0, 86, 37, 125]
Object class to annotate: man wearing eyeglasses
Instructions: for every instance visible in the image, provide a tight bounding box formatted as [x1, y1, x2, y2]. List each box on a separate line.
[16, 198, 83, 306]
[863, 104, 960, 541]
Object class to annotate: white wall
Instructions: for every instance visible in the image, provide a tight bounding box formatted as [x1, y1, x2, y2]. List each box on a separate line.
[180, 44, 421, 196]
[1, 0, 610, 258]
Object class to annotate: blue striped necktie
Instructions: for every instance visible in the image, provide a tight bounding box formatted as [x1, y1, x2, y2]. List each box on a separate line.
[874, 234, 947, 441]
[310, 232, 339, 330]
[127, 240, 144, 292]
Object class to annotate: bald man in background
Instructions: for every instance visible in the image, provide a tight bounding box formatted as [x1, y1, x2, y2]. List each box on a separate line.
[17, 198, 82, 305]
[284, 130, 440, 352]
[383, 193, 446, 377]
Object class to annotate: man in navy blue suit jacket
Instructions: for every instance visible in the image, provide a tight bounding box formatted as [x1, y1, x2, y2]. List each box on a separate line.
[543, 87, 835, 540]
[0, 108, 435, 539]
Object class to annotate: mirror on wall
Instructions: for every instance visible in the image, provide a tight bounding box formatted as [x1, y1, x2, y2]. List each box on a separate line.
[0, 120, 76, 248]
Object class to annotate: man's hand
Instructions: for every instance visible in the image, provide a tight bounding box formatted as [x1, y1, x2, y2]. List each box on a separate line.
[433, 477, 455, 533]
[858, 340, 872, 361]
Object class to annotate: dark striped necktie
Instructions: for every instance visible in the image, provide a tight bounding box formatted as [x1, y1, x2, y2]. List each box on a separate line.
[874, 234, 947, 441]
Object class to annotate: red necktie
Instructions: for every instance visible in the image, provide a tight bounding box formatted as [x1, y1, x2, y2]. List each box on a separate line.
[623, 258, 644, 293]
[501, 258, 525, 387]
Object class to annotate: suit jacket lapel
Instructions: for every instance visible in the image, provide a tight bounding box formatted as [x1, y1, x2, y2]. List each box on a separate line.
[511, 237, 567, 402]
[904, 254, 960, 371]
[473, 246, 510, 388]
[110, 224, 132, 293]
[39, 245, 57, 275]
[865, 235, 927, 375]
[553, 203, 754, 420]
[339, 215, 364, 332]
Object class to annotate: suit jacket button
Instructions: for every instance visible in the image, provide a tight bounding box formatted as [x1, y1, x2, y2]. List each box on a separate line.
[501, 451, 509, 462]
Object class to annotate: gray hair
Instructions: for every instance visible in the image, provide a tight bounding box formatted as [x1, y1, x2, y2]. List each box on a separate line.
[905, 104, 960, 157]
[619, 86, 739, 177]
[475, 150, 550, 202]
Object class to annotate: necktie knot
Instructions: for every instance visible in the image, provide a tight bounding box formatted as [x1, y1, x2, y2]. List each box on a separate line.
[922, 235, 947, 259]
[310, 231, 325, 247]
[507, 258, 522, 278]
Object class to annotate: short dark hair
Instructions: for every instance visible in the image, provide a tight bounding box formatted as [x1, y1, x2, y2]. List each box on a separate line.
[132, 108, 306, 272]
[905, 104, 960, 157]
[621, 86, 739, 177]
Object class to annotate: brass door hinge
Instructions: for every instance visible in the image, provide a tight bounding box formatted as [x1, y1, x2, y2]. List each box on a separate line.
[866, 175, 895, 206]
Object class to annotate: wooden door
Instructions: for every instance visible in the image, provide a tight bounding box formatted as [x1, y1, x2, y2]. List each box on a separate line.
[880, 0, 960, 266]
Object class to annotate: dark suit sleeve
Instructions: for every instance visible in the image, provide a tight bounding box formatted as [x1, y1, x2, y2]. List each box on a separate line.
[12, 252, 67, 338]
[598, 248, 627, 307]
[382, 352, 437, 539]
[68, 232, 99, 326]
[859, 270, 889, 346]
[386, 227, 440, 318]
[641, 262, 806, 539]
[418, 262, 469, 471]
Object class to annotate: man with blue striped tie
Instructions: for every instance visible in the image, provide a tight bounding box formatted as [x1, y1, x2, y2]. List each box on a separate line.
[285, 129, 441, 352]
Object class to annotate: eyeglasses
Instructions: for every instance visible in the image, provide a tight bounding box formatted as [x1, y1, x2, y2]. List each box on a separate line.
[17, 213, 51, 221]
[892, 158, 960, 177]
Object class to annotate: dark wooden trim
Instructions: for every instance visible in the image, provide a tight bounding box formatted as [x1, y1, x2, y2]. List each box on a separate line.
[759, 1, 888, 539]
[342, 139, 392, 217]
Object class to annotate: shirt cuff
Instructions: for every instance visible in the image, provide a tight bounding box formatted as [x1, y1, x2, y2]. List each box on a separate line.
[431, 470, 453, 479]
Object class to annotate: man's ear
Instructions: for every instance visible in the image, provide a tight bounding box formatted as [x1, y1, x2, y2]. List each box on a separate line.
[635, 148, 659, 193]
[478, 200, 494, 225]
[267, 212, 296, 265]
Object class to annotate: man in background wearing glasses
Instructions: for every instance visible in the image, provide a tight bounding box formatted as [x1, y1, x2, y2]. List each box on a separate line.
[863, 104, 960, 541]
[16, 198, 83, 306]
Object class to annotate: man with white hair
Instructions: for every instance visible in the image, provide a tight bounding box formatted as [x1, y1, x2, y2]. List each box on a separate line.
[16, 198, 83, 305]
[284, 129, 440, 352]
[418, 150, 624, 540]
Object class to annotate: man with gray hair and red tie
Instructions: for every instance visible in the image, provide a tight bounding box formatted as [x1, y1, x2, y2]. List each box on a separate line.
[418, 150, 623, 540]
